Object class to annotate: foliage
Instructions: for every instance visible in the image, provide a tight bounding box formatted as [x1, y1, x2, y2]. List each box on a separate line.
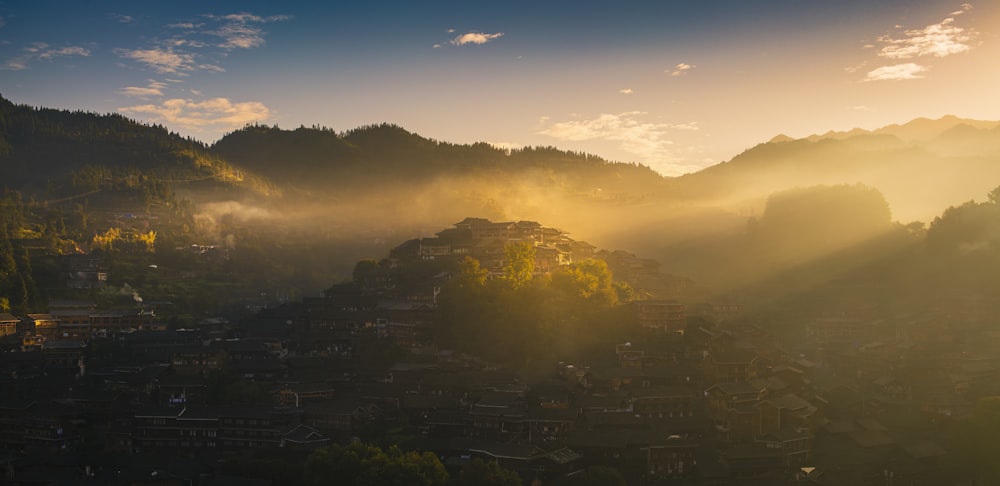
[926, 198, 1000, 256]
[436, 256, 634, 365]
[0, 226, 42, 313]
[449, 458, 521, 486]
[217, 456, 305, 485]
[91, 227, 157, 253]
[502, 241, 535, 289]
[304, 442, 449, 486]
[757, 183, 891, 265]
[946, 396, 1000, 483]
[567, 466, 628, 486]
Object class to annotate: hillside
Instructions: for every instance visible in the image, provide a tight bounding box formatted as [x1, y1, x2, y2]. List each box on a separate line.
[671, 116, 1000, 223]
[210, 123, 665, 199]
[0, 95, 274, 198]
[4, 94, 1000, 300]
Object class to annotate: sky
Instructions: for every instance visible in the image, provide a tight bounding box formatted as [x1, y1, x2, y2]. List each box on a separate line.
[0, 0, 997, 176]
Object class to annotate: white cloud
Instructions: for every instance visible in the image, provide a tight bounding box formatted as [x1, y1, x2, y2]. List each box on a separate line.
[619, 88, 634, 95]
[876, 11, 975, 59]
[116, 15, 134, 24]
[117, 48, 195, 74]
[119, 97, 271, 130]
[849, 105, 872, 111]
[205, 12, 291, 49]
[858, 6, 975, 82]
[538, 111, 701, 175]
[450, 32, 504, 46]
[1, 42, 90, 70]
[38, 46, 90, 59]
[670, 63, 694, 76]
[120, 79, 168, 97]
[2, 59, 25, 70]
[864, 62, 928, 81]
[118, 12, 287, 75]
[950, 4, 973, 16]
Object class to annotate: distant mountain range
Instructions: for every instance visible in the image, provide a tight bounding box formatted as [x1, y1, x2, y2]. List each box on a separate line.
[676, 116, 1000, 223]
[4, 94, 998, 222]
[4, 94, 1000, 298]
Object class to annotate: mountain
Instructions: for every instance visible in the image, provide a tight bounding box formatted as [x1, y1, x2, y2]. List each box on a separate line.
[671, 116, 1000, 223]
[804, 115, 1000, 143]
[0, 95, 274, 198]
[4, 93, 1000, 297]
[210, 123, 664, 197]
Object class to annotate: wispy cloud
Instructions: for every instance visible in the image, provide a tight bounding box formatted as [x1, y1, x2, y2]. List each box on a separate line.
[115, 14, 134, 24]
[1, 42, 90, 70]
[120, 79, 168, 97]
[669, 63, 694, 77]
[619, 88, 634, 95]
[538, 112, 700, 175]
[951, 3, 974, 18]
[117, 12, 288, 76]
[117, 47, 196, 74]
[118, 97, 270, 130]
[204, 13, 291, 49]
[862, 4, 976, 81]
[865, 62, 928, 81]
[877, 19, 974, 59]
[436, 31, 504, 48]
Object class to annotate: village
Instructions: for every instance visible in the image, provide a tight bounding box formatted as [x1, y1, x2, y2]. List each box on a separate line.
[0, 217, 992, 485]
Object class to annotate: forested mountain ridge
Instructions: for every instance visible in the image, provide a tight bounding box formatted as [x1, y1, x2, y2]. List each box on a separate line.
[0, 95, 275, 198]
[6, 93, 1000, 229]
[210, 122, 665, 198]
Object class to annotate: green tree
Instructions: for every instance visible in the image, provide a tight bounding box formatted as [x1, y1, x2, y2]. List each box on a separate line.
[550, 258, 617, 306]
[455, 256, 488, 289]
[305, 442, 448, 486]
[450, 458, 521, 486]
[502, 241, 535, 289]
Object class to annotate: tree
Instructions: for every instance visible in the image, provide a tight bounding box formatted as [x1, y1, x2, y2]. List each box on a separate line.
[450, 458, 521, 486]
[305, 442, 448, 486]
[455, 256, 487, 289]
[568, 466, 627, 486]
[352, 258, 381, 286]
[550, 258, 617, 306]
[947, 396, 1000, 483]
[502, 241, 535, 289]
[758, 184, 892, 265]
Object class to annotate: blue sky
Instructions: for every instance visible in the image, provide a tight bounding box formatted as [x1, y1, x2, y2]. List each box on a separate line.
[1, 1, 996, 176]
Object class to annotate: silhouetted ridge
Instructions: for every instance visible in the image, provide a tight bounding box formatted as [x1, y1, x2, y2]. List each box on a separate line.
[0, 94, 269, 195]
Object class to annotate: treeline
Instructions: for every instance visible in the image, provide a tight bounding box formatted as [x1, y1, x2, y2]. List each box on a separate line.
[0, 95, 268, 196]
[0, 225, 43, 314]
[211, 123, 664, 196]
[297, 441, 625, 486]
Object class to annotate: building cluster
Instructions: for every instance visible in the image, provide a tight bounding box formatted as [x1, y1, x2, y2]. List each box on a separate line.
[393, 217, 595, 276]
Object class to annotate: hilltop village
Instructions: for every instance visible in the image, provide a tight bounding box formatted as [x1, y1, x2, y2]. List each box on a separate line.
[0, 217, 992, 485]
